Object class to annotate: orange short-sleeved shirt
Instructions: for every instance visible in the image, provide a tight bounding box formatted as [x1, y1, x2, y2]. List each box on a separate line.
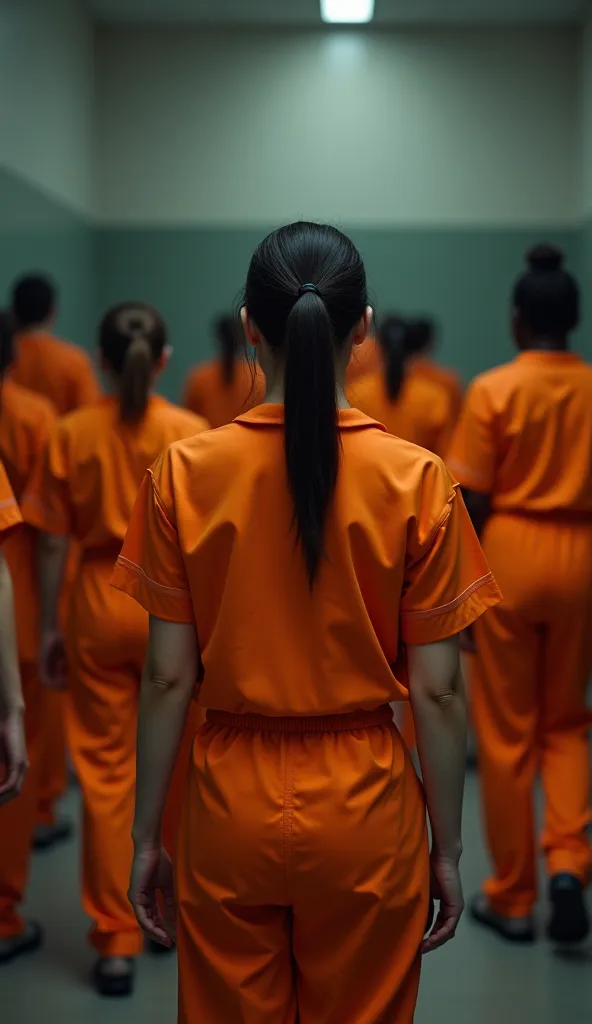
[112, 404, 500, 716]
[448, 351, 592, 514]
[0, 380, 56, 661]
[0, 459, 22, 543]
[22, 396, 208, 552]
[408, 357, 464, 425]
[348, 372, 454, 458]
[183, 359, 264, 429]
[11, 330, 101, 415]
[346, 335, 382, 388]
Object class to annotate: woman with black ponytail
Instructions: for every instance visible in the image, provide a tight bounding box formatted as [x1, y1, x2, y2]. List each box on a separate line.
[24, 303, 208, 996]
[184, 314, 265, 427]
[115, 222, 499, 1022]
[350, 314, 455, 458]
[449, 244, 592, 946]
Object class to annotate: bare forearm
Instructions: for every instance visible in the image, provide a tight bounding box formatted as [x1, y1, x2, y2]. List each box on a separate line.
[132, 668, 194, 848]
[0, 555, 24, 715]
[411, 669, 467, 861]
[39, 533, 68, 633]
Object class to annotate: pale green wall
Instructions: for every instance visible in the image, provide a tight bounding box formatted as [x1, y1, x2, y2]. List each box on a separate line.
[0, 166, 94, 347]
[0, 166, 584, 399]
[96, 226, 581, 403]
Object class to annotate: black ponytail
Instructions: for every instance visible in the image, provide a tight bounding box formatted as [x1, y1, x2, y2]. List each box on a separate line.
[378, 317, 410, 401]
[99, 302, 167, 424]
[245, 222, 367, 586]
[284, 290, 339, 586]
[120, 336, 152, 423]
[216, 315, 240, 386]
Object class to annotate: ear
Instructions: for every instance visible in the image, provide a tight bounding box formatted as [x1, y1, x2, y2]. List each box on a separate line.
[352, 306, 374, 347]
[157, 345, 173, 371]
[240, 306, 262, 348]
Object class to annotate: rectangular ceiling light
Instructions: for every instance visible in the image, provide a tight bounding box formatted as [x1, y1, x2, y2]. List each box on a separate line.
[321, 0, 375, 24]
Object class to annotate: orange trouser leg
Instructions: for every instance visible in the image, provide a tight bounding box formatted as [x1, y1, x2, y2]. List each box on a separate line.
[176, 711, 428, 1024]
[0, 665, 45, 938]
[36, 689, 68, 827]
[470, 618, 539, 917]
[539, 606, 592, 883]
[473, 515, 592, 916]
[67, 644, 142, 958]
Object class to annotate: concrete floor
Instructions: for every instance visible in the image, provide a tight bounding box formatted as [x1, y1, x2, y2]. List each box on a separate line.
[1, 775, 591, 1023]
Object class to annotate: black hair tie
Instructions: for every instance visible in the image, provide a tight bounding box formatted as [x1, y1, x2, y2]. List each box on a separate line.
[298, 282, 320, 298]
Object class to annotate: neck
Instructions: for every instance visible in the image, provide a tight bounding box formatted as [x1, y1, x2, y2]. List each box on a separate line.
[525, 336, 568, 352]
[18, 324, 50, 337]
[265, 380, 351, 409]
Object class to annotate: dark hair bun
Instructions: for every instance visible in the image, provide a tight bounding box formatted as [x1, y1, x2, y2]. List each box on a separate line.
[526, 244, 564, 273]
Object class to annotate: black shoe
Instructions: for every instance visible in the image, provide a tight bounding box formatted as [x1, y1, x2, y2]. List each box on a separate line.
[547, 874, 590, 944]
[0, 921, 43, 965]
[147, 937, 176, 956]
[33, 816, 73, 851]
[470, 893, 536, 943]
[93, 957, 135, 997]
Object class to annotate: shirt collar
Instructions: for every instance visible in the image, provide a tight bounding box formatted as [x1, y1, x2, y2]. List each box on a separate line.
[235, 403, 386, 432]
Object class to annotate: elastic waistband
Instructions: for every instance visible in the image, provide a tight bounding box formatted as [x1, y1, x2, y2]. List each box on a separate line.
[206, 706, 394, 734]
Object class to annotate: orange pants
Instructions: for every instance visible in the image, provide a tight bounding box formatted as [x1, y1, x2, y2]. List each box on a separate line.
[36, 690, 68, 827]
[0, 664, 45, 938]
[67, 558, 202, 958]
[472, 514, 592, 917]
[176, 708, 429, 1023]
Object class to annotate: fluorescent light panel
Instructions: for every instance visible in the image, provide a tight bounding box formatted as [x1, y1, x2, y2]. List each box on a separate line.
[321, 0, 375, 24]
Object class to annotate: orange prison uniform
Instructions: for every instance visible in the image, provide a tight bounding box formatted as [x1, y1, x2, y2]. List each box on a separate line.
[183, 358, 265, 428]
[349, 371, 455, 461]
[112, 404, 500, 1023]
[448, 350, 592, 917]
[349, 370, 456, 748]
[345, 334, 382, 388]
[23, 395, 208, 958]
[12, 329, 102, 828]
[0, 460, 22, 537]
[0, 383, 56, 939]
[409, 357, 464, 425]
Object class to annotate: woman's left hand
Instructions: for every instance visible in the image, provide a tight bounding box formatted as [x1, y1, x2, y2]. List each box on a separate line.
[129, 844, 176, 948]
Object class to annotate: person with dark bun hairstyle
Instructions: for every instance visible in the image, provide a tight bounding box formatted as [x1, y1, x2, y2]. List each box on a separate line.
[448, 244, 592, 946]
[21, 303, 208, 996]
[184, 314, 265, 428]
[0, 311, 56, 965]
[349, 315, 456, 459]
[112, 223, 500, 1022]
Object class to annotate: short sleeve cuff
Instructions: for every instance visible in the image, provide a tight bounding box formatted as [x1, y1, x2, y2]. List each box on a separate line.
[0, 496, 23, 542]
[20, 494, 70, 535]
[111, 555, 195, 624]
[445, 458, 492, 494]
[400, 572, 501, 645]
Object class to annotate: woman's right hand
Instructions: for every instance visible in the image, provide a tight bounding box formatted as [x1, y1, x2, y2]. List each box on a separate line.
[422, 852, 464, 954]
[40, 630, 68, 690]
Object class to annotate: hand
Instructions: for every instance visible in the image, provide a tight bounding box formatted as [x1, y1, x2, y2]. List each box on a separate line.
[129, 844, 176, 948]
[422, 852, 464, 954]
[0, 708, 28, 805]
[40, 630, 68, 690]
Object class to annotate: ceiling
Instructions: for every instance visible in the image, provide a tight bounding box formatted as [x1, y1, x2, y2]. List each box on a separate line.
[88, 0, 588, 27]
